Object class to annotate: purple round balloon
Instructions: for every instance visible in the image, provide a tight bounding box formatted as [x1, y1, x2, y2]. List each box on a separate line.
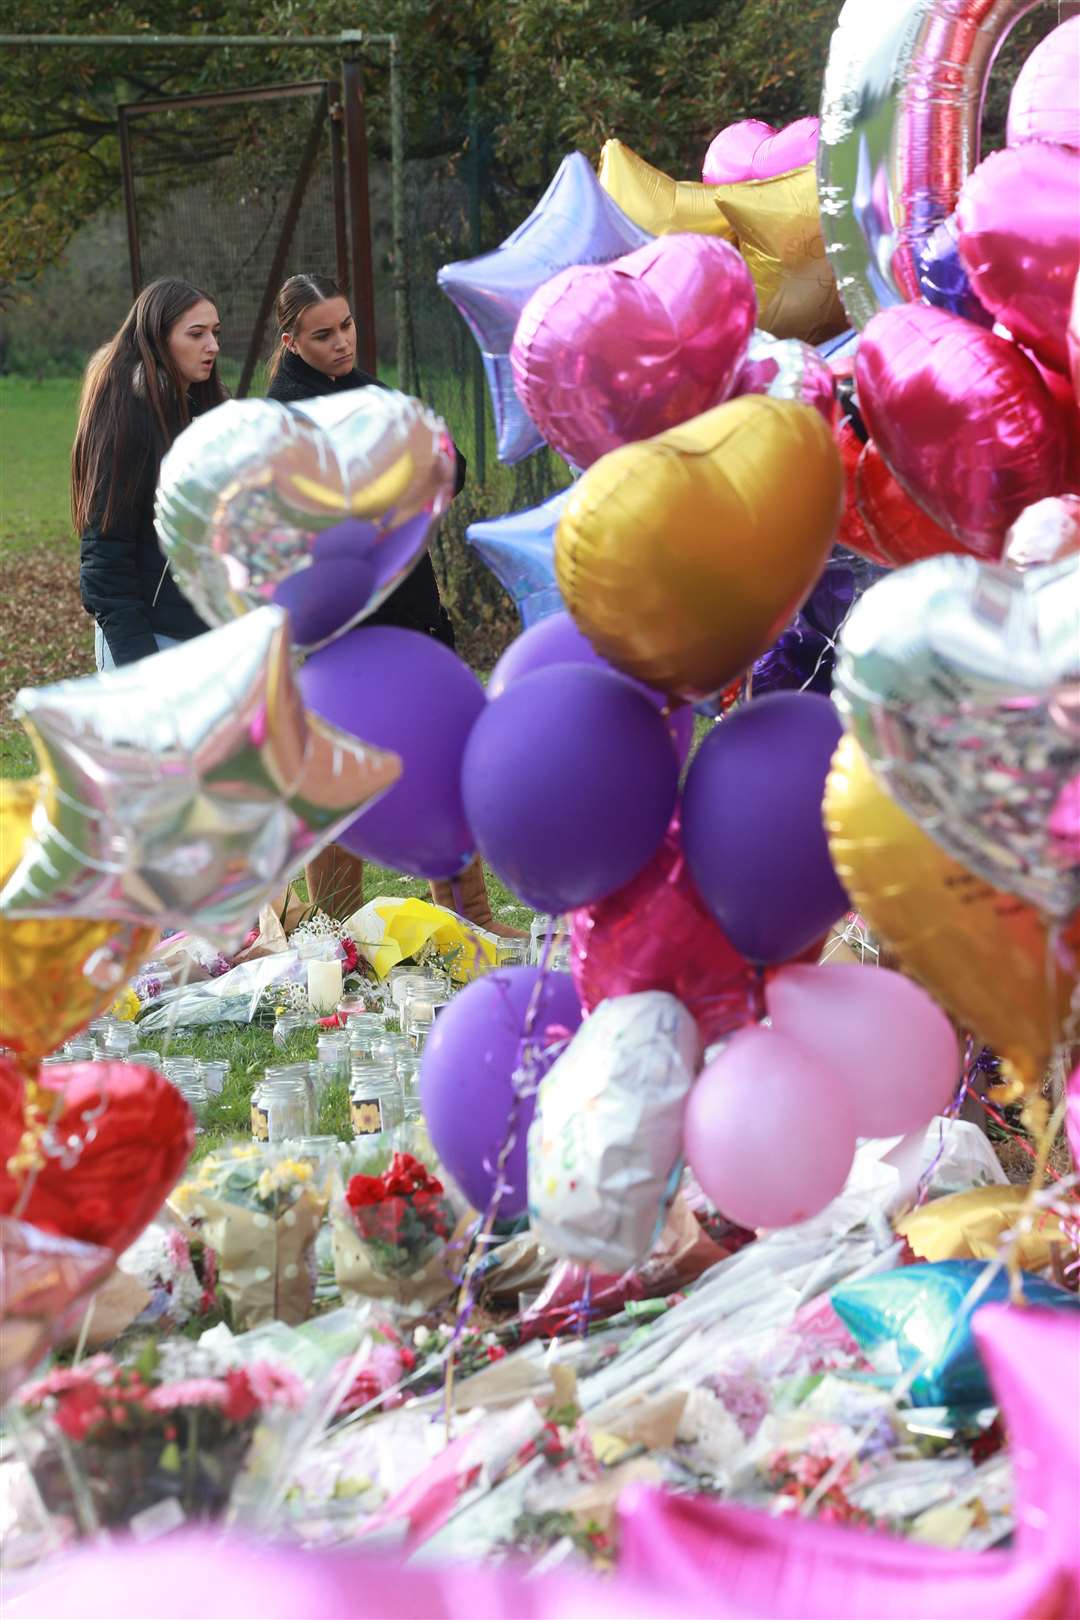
[462, 664, 679, 914]
[488, 612, 694, 764]
[420, 966, 583, 1217]
[681, 693, 849, 964]
[298, 626, 485, 879]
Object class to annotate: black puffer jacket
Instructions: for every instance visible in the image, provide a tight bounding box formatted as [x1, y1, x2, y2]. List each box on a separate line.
[267, 348, 464, 648]
[79, 399, 209, 666]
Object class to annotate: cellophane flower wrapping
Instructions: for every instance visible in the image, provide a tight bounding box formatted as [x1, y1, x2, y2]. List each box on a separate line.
[332, 1135, 463, 1315]
[169, 1147, 328, 1330]
[15, 1339, 306, 1539]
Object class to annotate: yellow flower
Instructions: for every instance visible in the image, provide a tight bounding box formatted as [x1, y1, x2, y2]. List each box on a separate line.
[275, 1159, 313, 1184]
[110, 987, 141, 1023]
[256, 1169, 277, 1201]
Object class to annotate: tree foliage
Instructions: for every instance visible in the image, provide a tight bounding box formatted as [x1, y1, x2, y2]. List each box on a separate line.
[1, 0, 840, 298]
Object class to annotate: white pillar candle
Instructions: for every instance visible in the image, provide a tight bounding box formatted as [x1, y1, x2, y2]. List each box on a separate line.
[307, 957, 343, 1014]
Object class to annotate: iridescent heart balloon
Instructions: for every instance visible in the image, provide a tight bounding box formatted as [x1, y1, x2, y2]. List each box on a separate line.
[156, 389, 457, 650]
[834, 555, 1080, 918]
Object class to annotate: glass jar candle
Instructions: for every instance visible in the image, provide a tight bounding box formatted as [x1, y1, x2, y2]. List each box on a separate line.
[347, 1013, 387, 1063]
[316, 1032, 350, 1088]
[273, 1010, 316, 1051]
[197, 1059, 229, 1096]
[251, 1075, 311, 1143]
[349, 1062, 401, 1139]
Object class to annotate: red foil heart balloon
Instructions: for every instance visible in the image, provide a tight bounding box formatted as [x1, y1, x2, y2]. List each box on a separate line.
[855, 439, 969, 567]
[834, 417, 890, 567]
[568, 816, 759, 1045]
[0, 1061, 194, 1254]
[855, 304, 1067, 556]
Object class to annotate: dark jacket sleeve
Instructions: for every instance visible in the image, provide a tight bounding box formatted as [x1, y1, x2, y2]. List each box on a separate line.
[452, 445, 466, 498]
[78, 415, 159, 666]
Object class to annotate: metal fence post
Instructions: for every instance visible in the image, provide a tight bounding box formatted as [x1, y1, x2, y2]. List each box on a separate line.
[467, 67, 487, 486]
[389, 36, 415, 396]
[341, 53, 377, 374]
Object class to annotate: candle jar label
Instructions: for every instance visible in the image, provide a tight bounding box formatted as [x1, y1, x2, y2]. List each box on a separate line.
[351, 1096, 384, 1136]
[251, 1102, 269, 1142]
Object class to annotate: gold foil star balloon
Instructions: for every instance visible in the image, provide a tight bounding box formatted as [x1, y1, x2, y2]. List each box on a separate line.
[0, 607, 401, 946]
[0, 778, 158, 1072]
[825, 734, 1080, 1094]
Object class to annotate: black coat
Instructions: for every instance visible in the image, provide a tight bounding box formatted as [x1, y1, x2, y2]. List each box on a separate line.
[79, 399, 209, 666]
[266, 348, 463, 647]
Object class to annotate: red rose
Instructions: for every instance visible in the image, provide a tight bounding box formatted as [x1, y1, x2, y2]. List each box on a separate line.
[346, 1174, 386, 1210]
[54, 1385, 107, 1441]
[222, 1369, 259, 1423]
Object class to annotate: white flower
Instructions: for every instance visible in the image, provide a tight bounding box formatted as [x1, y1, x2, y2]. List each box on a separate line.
[413, 1326, 431, 1349]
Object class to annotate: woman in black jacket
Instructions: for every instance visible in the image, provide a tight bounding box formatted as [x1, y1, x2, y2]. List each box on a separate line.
[75, 278, 226, 668]
[266, 273, 523, 938]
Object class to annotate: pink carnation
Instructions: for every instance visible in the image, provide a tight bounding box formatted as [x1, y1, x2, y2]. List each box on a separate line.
[244, 1361, 307, 1411]
[19, 1355, 115, 1406]
[145, 1378, 229, 1412]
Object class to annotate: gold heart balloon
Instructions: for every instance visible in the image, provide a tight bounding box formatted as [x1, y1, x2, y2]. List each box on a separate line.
[554, 394, 843, 700]
[712, 165, 848, 345]
[0, 779, 157, 1072]
[824, 734, 1080, 1094]
[597, 139, 736, 240]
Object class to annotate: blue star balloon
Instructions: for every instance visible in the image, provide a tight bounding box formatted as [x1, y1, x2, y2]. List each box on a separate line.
[467, 487, 573, 627]
[438, 153, 651, 465]
[832, 1260, 1080, 1407]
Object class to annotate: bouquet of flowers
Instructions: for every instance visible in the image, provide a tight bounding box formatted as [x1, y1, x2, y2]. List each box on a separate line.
[170, 1147, 328, 1330]
[17, 1342, 305, 1537]
[333, 1148, 460, 1313]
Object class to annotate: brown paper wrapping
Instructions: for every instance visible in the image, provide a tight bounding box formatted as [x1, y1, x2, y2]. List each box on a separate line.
[331, 1211, 457, 1316]
[54, 1269, 151, 1352]
[195, 1191, 325, 1330]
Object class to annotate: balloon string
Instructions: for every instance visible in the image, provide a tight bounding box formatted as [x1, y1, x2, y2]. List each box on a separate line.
[910, 1035, 977, 1212]
[442, 920, 559, 1437]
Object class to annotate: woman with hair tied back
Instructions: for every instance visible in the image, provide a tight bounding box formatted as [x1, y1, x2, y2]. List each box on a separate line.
[75, 278, 225, 668]
[267, 273, 525, 940]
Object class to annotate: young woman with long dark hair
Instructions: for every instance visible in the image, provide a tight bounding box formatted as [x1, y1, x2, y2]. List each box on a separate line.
[75, 277, 226, 669]
[267, 273, 524, 937]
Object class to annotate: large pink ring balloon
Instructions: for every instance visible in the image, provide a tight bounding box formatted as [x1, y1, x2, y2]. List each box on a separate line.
[818, 0, 1049, 328]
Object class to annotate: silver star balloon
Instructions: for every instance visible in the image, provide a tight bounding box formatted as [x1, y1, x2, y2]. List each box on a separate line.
[0, 607, 401, 943]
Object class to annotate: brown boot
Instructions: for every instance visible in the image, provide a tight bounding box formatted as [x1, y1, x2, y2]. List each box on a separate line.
[304, 844, 365, 921]
[429, 856, 528, 939]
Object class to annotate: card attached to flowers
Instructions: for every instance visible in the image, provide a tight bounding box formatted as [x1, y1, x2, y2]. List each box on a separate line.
[170, 1147, 329, 1330]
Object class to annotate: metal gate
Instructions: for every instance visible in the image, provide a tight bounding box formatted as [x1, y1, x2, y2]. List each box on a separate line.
[117, 72, 376, 393]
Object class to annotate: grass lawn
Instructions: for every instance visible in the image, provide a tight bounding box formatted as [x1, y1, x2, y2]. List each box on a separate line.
[1, 371, 535, 1125]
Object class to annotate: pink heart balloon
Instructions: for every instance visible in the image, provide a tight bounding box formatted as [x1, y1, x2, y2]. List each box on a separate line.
[1007, 15, 1080, 151]
[855, 304, 1068, 555]
[702, 116, 819, 185]
[702, 118, 776, 183]
[510, 234, 756, 469]
[956, 142, 1080, 375]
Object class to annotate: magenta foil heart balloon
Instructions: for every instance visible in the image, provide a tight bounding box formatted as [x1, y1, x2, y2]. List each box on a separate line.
[510, 234, 756, 469]
[956, 143, 1080, 375]
[855, 304, 1068, 557]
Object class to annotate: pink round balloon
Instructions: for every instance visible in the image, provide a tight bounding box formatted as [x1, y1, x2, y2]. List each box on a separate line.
[1007, 15, 1080, 151]
[702, 116, 819, 184]
[765, 963, 960, 1138]
[956, 142, 1080, 375]
[732, 329, 835, 423]
[682, 1025, 857, 1229]
[855, 303, 1068, 555]
[510, 234, 756, 469]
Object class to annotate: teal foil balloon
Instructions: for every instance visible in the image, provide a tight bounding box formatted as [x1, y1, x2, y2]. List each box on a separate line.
[832, 1260, 1080, 1406]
